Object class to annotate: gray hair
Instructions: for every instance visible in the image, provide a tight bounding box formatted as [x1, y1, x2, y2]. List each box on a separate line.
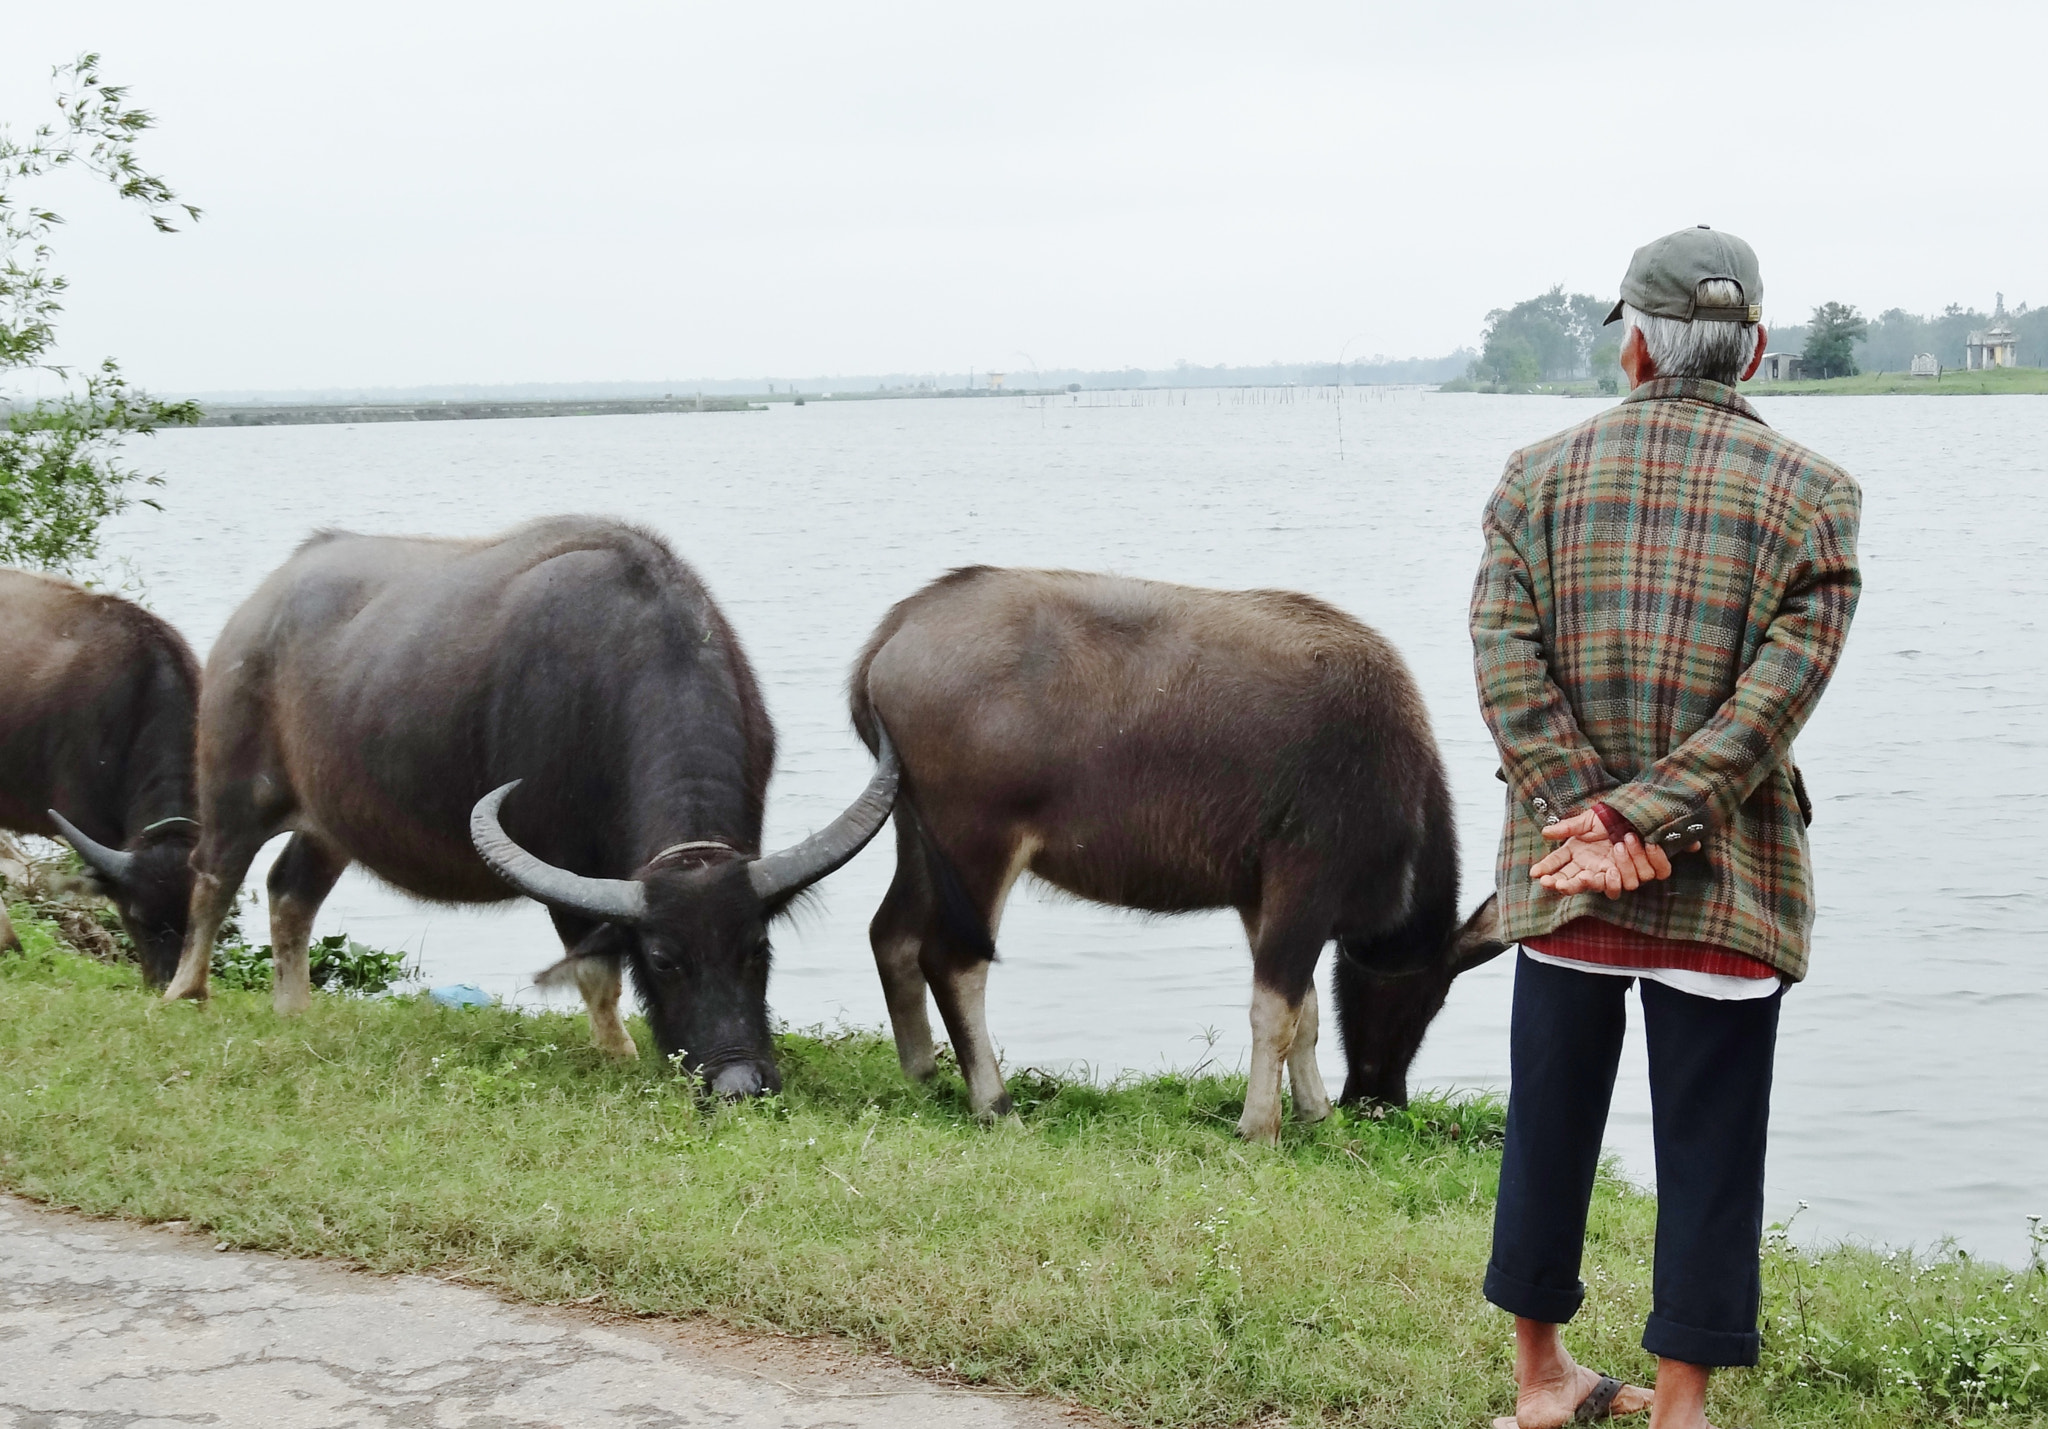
[1622, 279, 1762, 383]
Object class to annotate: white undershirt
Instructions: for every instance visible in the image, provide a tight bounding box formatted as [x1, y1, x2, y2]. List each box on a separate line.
[1522, 946, 1785, 1001]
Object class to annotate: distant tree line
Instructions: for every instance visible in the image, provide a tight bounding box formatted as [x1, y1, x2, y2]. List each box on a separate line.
[1455, 284, 2041, 389]
[1463, 287, 1617, 389]
[1767, 300, 2043, 375]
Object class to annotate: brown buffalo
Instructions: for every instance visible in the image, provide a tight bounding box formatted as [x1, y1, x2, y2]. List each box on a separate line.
[0, 568, 200, 982]
[850, 567, 1504, 1143]
[165, 518, 895, 1096]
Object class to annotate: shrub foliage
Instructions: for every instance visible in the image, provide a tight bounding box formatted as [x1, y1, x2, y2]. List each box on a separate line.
[1, 54, 199, 572]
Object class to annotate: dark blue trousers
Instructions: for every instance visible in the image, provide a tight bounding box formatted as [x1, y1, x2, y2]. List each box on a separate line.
[1484, 951, 1783, 1367]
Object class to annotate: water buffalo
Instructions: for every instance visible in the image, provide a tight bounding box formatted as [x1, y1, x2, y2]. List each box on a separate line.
[163, 517, 896, 1097]
[851, 567, 1505, 1143]
[0, 568, 200, 982]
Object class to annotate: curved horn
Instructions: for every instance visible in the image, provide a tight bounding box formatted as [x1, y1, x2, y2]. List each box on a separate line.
[470, 782, 649, 926]
[748, 729, 900, 902]
[47, 809, 137, 887]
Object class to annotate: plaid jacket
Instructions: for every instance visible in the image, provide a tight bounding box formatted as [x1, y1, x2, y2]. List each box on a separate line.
[1470, 377, 1862, 980]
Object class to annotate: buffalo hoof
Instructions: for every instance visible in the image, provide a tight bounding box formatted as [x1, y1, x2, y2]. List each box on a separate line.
[1235, 1107, 1283, 1146]
[1292, 1094, 1333, 1125]
[591, 1026, 638, 1059]
[709, 1063, 768, 1099]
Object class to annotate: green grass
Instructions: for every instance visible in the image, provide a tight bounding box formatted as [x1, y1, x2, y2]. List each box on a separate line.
[1741, 367, 2048, 396]
[3, 918, 2045, 1426]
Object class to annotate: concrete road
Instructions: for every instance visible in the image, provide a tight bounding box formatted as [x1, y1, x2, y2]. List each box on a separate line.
[0, 1196, 1096, 1428]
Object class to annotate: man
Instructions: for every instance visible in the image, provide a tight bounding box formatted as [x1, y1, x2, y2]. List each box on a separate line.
[1469, 226, 1862, 1429]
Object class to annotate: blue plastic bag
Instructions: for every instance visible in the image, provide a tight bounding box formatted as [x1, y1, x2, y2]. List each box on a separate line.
[429, 983, 493, 1009]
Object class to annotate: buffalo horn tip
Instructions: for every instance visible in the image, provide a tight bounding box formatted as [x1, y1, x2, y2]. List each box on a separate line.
[46, 808, 137, 887]
[747, 728, 901, 902]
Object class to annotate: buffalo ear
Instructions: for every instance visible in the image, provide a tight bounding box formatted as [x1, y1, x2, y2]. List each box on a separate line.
[1446, 894, 1510, 975]
[533, 923, 632, 988]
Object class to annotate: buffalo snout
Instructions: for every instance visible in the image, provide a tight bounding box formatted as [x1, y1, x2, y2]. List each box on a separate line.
[707, 1061, 779, 1099]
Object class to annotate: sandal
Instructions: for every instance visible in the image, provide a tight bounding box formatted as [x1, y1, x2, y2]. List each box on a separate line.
[1491, 1372, 1645, 1428]
[1572, 1376, 1629, 1422]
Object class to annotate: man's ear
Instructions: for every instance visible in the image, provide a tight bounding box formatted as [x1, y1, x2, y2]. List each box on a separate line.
[1741, 325, 1769, 382]
[533, 922, 632, 988]
[1619, 325, 1655, 386]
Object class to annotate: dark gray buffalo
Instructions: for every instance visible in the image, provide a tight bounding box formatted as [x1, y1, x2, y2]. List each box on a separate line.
[851, 567, 1506, 1143]
[163, 518, 896, 1096]
[0, 568, 201, 981]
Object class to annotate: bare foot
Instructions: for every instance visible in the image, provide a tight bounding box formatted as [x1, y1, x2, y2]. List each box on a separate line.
[1493, 1362, 1654, 1429]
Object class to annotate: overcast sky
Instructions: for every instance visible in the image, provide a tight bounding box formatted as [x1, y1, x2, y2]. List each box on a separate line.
[6, 1, 2043, 392]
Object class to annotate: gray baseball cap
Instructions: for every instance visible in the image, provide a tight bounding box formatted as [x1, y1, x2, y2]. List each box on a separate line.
[1603, 225, 1763, 325]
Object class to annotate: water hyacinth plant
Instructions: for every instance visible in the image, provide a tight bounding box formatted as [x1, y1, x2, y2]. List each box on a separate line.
[209, 931, 415, 998]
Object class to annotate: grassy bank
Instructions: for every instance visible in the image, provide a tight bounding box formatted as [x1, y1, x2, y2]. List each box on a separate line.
[1741, 367, 2048, 396]
[1438, 367, 2048, 397]
[3, 915, 2044, 1426]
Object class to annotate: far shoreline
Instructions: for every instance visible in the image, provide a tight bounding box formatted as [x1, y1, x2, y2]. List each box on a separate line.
[1440, 367, 2048, 398]
[187, 389, 1075, 427]
[169, 368, 2048, 429]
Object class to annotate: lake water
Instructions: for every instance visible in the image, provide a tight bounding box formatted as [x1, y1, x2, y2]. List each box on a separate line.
[104, 387, 2047, 1267]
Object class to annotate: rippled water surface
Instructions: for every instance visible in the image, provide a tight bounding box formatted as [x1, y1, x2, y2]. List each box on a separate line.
[107, 388, 2048, 1265]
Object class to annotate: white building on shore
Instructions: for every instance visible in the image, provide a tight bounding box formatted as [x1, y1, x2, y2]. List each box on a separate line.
[1965, 294, 2019, 370]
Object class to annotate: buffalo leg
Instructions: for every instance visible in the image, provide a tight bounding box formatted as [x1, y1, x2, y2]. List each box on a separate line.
[1285, 980, 1333, 1124]
[165, 831, 267, 1002]
[927, 956, 1010, 1119]
[540, 916, 638, 1058]
[869, 817, 937, 1079]
[1238, 897, 1332, 1145]
[920, 832, 1035, 1120]
[573, 955, 637, 1059]
[266, 833, 349, 1016]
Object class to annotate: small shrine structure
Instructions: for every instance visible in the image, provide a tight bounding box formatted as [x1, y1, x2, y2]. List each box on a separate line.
[1966, 294, 2019, 370]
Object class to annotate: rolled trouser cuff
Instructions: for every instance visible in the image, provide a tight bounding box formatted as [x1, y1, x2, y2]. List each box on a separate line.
[1642, 1312, 1760, 1367]
[1484, 1261, 1585, 1324]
